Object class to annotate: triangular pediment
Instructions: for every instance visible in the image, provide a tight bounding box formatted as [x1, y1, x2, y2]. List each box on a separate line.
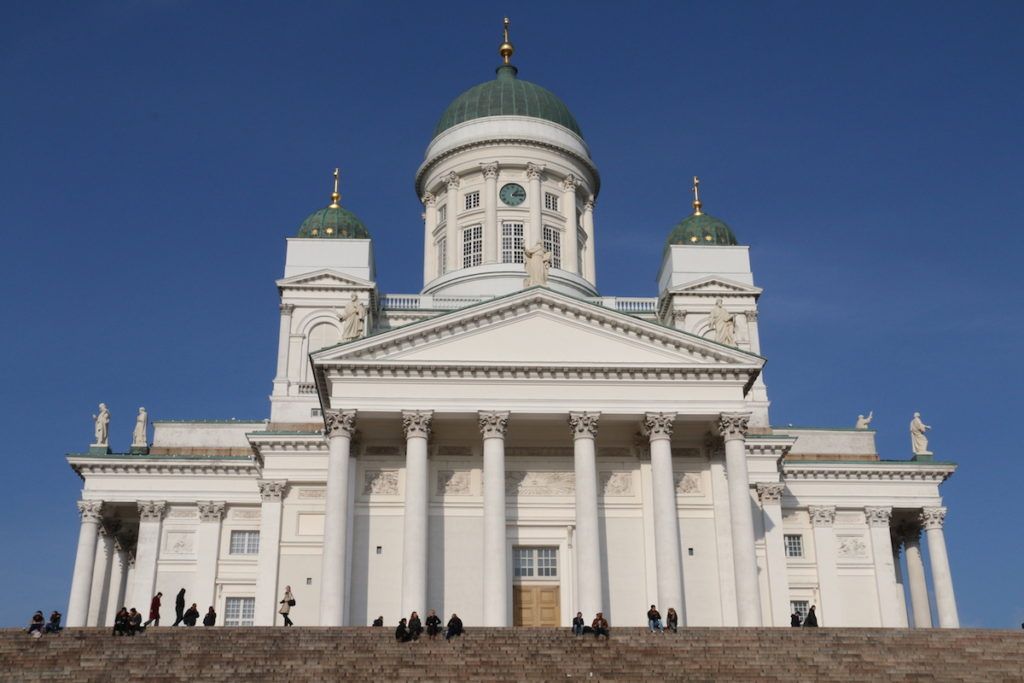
[668, 276, 762, 296]
[276, 269, 375, 290]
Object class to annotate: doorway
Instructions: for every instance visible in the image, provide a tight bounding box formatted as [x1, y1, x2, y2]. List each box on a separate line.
[512, 546, 561, 627]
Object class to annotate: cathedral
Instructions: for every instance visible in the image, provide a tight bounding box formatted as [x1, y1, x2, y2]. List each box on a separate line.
[65, 22, 958, 631]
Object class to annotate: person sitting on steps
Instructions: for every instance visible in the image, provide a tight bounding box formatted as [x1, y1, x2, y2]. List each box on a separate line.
[26, 611, 45, 637]
[591, 612, 610, 640]
[128, 608, 143, 635]
[44, 611, 62, 634]
[203, 606, 217, 627]
[572, 611, 585, 636]
[647, 604, 663, 633]
[665, 607, 678, 633]
[372, 616, 384, 627]
[112, 608, 130, 636]
[425, 610, 442, 640]
[408, 611, 423, 640]
[445, 613, 464, 641]
[182, 603, 200, 627]
[395, 617, 411, 642]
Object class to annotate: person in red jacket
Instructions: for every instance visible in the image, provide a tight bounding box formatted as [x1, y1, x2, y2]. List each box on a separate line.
[143, 592, 162, 627]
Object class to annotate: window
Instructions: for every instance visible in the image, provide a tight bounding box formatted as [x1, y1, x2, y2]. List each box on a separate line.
[543, 226, 562, 269]
[310, 408, 322, 417]
[577, 229, 586, 274]
[307, 323, 340, 353]
[790, 600, 810, 622]
[437, 204, 447, 224]
[513, 547, 558, 578]
[501, 222, 525, 263]
[544, 192, 559, 211]
[464, 191, 480, 210]
[784, 534, 804, 558]
[224, 597, 255, 626]
[229, 530, 260, 555]
[462, 225, 483, 268]
[436, 236, 447, 275]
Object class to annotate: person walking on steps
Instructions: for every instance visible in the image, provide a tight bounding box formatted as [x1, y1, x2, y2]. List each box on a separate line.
[143, 592, 162, 627]
[802, 605, 818, 627]
[171, 588, 186, 626]
[279, 586, 295, 626]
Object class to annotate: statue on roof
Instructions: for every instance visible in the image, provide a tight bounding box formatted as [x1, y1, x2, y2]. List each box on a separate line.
[910, 412, 932, 455]
[708, 298, 736, 346]
[92, 403, 110, 447]
[524, 242, 551, 287]
[855, 411, 873, 429]
[339, 294, 367, 341]
[132, 407, 148, 448]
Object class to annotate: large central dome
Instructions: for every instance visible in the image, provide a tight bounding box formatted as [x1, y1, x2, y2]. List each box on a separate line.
[433, 64, 582, 138]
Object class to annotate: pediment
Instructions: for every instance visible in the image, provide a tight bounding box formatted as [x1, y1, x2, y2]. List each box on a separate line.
[276, 269, 375, 290]
[668, 276, 762, 296]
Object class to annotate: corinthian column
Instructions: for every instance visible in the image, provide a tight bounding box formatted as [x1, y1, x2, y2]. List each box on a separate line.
[582, 197, 596, 285]
[132, 501, 165, 622]
[104, 537, 130, 626]
[67, 500, 104, 627]
[194, 502, 225, 617]
[756, 483, 790, 626]
[921, 507, 959, 627]
[718, 413, 762, 626]
[865, 506, 901, 626]
[809, 505, 840, 626]
[88, 520, 118, 626]
[561, 175, 580, 274]
[526, 163, 544, 249]
[444, 173, 459, 273]
[903, 526, 932, 627]
[320, 409, 357, 626]
[254, 481, 286, 625]
[642, 412, 684, 618]
[481, 163, 499, 264]
[569, 411, 602, 617]
[401, 410, 433, 617]
[421, 193, 437, 281]
[480, 411, 510, 625]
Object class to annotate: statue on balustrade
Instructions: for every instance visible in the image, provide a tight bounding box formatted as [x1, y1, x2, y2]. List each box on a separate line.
[92, 403, 110, 446]
[910, 412, 932, 455]
[855, 411, 873, 429]
[339, 294, 367, 341]
[523, 242, 551, 287]
[132, 407, 148, 448]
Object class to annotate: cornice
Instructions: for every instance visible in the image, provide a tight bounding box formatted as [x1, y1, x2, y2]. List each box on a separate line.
[322, 363, 755, 383]
[67, 455, 259, 479]
[783, 461, 955, 482]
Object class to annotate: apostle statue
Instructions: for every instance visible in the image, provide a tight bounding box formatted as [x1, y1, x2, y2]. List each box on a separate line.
[909, 412, 932, 455]
[132, 407, 148, 448]
[855, 411, 873, 429]
[523, 242, 551, 287]
[339, 294, 367, 341]
[708, 298, 736, 346]
[92, 403, 110, 446]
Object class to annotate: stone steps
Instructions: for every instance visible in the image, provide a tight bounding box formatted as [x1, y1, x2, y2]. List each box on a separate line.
[1, 627, 1022, 682]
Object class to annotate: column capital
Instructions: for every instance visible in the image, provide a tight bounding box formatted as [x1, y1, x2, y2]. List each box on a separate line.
[808, 505, 836, 527]
[480, 162, 499, 179]
[525, 162, 545, 180]
[421, 191, 436, 207]
[402, 410, 433, 439]
[279, 303, 295, 314]
[444, 171, 460, 190]
[568, 411, 600, 440]
[258, 480, 287, 502]
[324, 409, 357, 438]
[583, 196, 595, 212]
[865, 506, 893, 528]
[744, 309, 759, 322]
[478, 411, 510, 438]
[756, 482, 785, 504]
[76, 499, 104, 522]
[561, 174, 580, 193]
[920, 506, 946, 530]
[137, 500, 166, 521]
[197, 501, 225, 522]
[641, 412, 676, 442]
[718, 412, 751, 442]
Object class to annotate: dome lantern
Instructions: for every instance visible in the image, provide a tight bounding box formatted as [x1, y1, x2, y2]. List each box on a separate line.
[665, 176, 739, 246]
[296, 168, 370, 240]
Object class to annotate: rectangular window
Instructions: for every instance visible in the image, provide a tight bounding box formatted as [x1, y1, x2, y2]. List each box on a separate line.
[464, 191, 480, 210]
[224, 597, 255, 626]
[501, 222, 525, 264]
[543, 225, 562, 269]
[536, 547, 558, 577]
[437, 204, 447, 224]
[229, 530, 260, 555]
[784, 534, 804, 558]
[544, 192, 559, 211]
[790, 600, 810, 622]
[437, 236, 447, 275]
[462, 225, 483, 268]
[513, 548, 534, 577]
[513, 547, 558, 578]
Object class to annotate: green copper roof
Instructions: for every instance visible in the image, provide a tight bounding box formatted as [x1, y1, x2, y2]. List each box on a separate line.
[297, 205, 370, 239]
[666, 212, 738, 247]
[434, 65, 582, 138]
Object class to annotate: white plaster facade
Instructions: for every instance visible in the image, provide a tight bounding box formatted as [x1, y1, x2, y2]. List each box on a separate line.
[64, 54, 959, 632]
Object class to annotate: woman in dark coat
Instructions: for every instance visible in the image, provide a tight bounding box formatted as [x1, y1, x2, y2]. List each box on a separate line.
[408, 612, 423, 640]
[203, 607, 217, 627]
[182, 603, 200, 627]
[425, 610, 442, 639]
[802, 605, 818, 627]
[112, 608, 130, 636]
[445, 613, 464, 641]
[665, 607, 679, 633]
[395, 618, 411, 642]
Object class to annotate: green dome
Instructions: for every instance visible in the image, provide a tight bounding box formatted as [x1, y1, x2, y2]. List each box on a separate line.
[666, 212, 739, 246]
[297, 205, 370, 239]
[434, 65, 582, 138]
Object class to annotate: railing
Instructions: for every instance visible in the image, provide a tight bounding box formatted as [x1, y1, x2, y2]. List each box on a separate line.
[296, 383, 317, 395]
[379, 293, 659, 315]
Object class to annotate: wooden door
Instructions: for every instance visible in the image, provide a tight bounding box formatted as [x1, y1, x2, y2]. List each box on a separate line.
[513, 585, 560, 626]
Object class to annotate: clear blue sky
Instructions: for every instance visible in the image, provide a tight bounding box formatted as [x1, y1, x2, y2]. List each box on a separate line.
[1, 1, 1021, 628]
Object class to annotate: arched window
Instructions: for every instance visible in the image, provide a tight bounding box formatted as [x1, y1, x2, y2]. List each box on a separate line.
[308, 322, 341, 353]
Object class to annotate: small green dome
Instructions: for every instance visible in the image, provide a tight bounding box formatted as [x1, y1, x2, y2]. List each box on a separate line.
[297, 205, 370, 239]
[666, 212, 739, 246]
[434, 65, 582, 138]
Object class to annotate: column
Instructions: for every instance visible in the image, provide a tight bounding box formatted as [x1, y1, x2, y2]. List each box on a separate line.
[254, 481, 286, 625]
[526, 163, 544, 249]
[903, 526, 932, 627]
[718, 413, 762, 626]
[865, 506, 901, 627]
[921, 507, 959, 627]
[480, 411, 510, 626]
[401, 410, 433, 617]
[582, 197, 596, 285]
[104, 538, 130, 625]
[891, 538, 909, 627]
[131, 501, 166, 622]
[444, 172, 459, 272]
[421, 193, 436, 281]
[88, 520, 117, 625]
[642, 412, 684, 617]
[569, 411, 602, 617]
[320, 409, 357, 626]
[194, 502, 225, 615]
[273, 303, 295, 395]
[808, 505, 840, 626]
[756, 483, 790, 626]
[561, 175, 579, 275]
[481, 163, 499, 263]
[67, 500, 104, 627]
[124, 547, 136, 610]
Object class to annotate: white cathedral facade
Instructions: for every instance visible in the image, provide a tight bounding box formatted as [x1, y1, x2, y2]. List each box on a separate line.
[65, 28, 959, 631]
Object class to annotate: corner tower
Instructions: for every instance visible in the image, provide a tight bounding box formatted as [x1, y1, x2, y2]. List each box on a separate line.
[415, 19, 600, 298]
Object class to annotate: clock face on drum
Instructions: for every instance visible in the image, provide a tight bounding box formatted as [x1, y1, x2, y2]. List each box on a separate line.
[499, 183, 527, 206]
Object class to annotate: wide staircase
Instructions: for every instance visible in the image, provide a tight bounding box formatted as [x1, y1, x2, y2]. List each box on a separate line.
[1, 627, 1021, 681]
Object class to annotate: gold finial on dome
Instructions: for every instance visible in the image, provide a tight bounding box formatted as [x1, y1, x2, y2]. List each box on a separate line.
[499, 17, 514, 65]
[692, 175, 703, 215]
[329, 168, 341, 209]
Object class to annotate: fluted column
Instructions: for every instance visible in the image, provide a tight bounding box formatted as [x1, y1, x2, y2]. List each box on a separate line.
[757, 483, 790, 626]
[903, 527, 932, 628]
[892, 538, 909, 627]
[809, 505, 840, 626]
[526, 163, 544, 249]
[582, 197, 596, 285]
[67, 500, 104, 627]
[194, 502, 225, 616]
[401, 410, 433, 617]
[481, 163, 499, 263]
[273, 304, 295, 395]
[88, 520, 117, 625]
[421, 193, 437, 281]
[718, 413, 762, 626]
[104, 538, 130, 625]
[254, 481, 286, 625]
[865, 507, 901, 626]
[320, 409, 357, 626]
[480, 411, 510, 625]
[444, 172, 459, 273]
[561, 175, 580, 274]
[642, 412, 684, 617]
[569, 412, 602, 617]
[921, 507, 958, 627]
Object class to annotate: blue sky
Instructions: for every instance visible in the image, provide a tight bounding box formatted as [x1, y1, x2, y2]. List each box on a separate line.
[1, 1, 1021, 628]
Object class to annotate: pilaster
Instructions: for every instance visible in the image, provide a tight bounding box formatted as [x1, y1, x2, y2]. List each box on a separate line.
[808, 505, 840, 626]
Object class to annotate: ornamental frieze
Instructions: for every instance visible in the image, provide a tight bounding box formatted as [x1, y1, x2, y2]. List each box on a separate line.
[506, 471, 575, 496]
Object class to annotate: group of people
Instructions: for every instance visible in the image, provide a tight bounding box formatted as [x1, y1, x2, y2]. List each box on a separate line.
[25, 611, 62, 637]
[384, 610, 464, 642]
[111, 588, 217, 635]
[644, 605, 680, 633]
[791, 605, 819, 627]
[571, 612, 610, 639]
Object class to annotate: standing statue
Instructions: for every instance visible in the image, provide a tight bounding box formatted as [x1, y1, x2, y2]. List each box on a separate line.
[338, 294, 367, 341]
[855, 411, 873, 429]
[708, 298, 736, 346]
[523, 242, 551, 287]
[909, 412, 932, 455]
[132, 407, 148, 448]
[92, 403, 110, 446]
